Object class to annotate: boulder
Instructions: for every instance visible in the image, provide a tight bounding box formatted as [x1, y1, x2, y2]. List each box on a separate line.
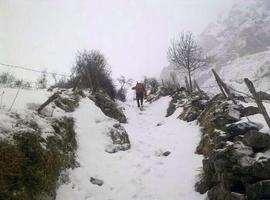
[166, 91, 186, 117]
[230, 192, 246, 200]
[207, 186, 231, 200]
[243, 130, 270, 150]
[105, 123, 131, 153]
[90, 177, 104, 186]
[162, 151, 171, 156]
[246, 180, 270, 200]
[198, 94, 241, 127]
[240, 106, 260, 117]
[179, 96, 208, 122]
[211, 116, 238, 130]
[251, 158, 270, 179]
[93, 91, 127, 123]
[225, 122, 259, 138]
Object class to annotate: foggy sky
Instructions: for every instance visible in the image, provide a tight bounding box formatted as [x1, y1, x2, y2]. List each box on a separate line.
[0, 0, 235, 82]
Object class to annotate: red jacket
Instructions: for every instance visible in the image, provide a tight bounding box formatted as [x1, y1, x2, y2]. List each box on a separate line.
[132, 82, 146, 94]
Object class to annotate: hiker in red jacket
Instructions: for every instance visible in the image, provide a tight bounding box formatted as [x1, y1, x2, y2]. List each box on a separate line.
[132, 82, 146, 108]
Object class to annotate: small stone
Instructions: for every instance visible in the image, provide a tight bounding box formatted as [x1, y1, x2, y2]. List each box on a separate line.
[162, 151, 171, 156]
[90, 177, 104, 186]
[156, 122, 163, 126]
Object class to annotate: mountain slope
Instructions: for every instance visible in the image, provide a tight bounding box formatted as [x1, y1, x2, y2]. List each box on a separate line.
[160, 0, 270, 92]
[200, 0, 270, 64]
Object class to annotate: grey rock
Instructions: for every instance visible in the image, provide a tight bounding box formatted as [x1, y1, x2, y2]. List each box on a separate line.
[212, 115, 239, 129]
[162, 151, 171, 156]
[105, 123, 131, 153]
[243, 130, 270, 150]
[251, 159, 270, 179]
[240, 106, 260, 117]
[226, 122, 259, 138]
[230, 192, 246, 200]
[93, 91, 127, 123]
[90, 177, 104, 186]
[246, 180, 270, 200]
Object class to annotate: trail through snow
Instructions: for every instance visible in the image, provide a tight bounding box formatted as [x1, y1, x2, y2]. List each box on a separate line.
[56, 97, 204, 200]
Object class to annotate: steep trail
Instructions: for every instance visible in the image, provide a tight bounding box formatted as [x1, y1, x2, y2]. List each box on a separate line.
[56, 97, 203, 200]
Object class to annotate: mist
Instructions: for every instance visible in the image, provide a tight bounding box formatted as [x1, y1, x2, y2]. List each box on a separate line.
[0, 0, 235, 81]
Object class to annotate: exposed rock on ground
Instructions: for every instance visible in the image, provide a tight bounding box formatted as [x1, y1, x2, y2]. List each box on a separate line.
[166, 91, 186, 117]
[90, 177, 104, 186]
[179, 92, 209, 122]
[105, 123, 131, 153]
[239, 106, 260, 117]
[185, 91, 270, 200]
[92, 90, 127, 123]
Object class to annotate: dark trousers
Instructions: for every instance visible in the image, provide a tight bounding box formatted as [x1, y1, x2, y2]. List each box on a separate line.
[136, 92, 144, 108]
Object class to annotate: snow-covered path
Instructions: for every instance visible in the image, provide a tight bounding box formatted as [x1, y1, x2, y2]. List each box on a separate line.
[56, 97, 204, 200]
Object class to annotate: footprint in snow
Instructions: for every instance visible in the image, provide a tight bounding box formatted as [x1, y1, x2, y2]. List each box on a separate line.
[156, 121, 164, 126]
[155, 150, 171, 157]
[156, 161, 164, 165]
[142, 168, 151, 175]
[136, 163, 142, 168]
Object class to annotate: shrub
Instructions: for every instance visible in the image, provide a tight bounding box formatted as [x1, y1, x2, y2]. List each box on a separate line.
[72, 50, 116, 98]
[143, 77, 160, 94]
[36, 71, 48, 89]
[0, 117, 77, 200]
[115, 76, 132, 102]
[0, 72, 16, 85]
[116, 88, 127, 102]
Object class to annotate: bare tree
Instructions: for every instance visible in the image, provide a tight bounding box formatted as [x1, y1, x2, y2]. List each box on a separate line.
[72, 50, 116, 98]
[37, 70, 48, 89]
[117, 76, 133, 91]
[51, 73, 57, 85]
[143, 76, 159, 94]
[116, 76, 133, 102]
[167, 32, 207, 92]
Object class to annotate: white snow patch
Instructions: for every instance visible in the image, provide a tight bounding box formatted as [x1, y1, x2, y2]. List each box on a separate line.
[56, 97, 204, 200]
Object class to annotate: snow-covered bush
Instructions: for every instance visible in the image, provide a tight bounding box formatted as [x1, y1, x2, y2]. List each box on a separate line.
[36, 71, 48, 89]
[0, 116, 77, 200]
[72, 50, 116, 99]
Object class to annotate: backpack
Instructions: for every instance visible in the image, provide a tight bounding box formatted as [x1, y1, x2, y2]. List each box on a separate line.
[136, 83, 144, 93]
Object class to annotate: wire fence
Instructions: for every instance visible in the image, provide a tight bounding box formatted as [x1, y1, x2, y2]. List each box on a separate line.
[0, 61, 73, 112]
[0, 62, 70, 78]
[0, 61, 270, 112]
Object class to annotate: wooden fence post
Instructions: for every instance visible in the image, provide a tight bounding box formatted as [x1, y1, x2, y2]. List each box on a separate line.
[37, 92, 60, 114]
[244, 78, 270, 129]
[212, 69, 237, 104]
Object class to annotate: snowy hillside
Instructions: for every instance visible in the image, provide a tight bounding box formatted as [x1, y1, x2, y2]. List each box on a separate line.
[200, 49, 270, 94]
[199, 0, 270, 64]
[160, 0, 270, 92]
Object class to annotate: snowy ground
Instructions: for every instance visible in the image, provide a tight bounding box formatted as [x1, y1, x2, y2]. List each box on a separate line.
[0, 87, 50, 112]
[56, 96, 204, 200]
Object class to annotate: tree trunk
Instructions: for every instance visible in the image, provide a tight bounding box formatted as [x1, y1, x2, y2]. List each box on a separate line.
[185, 76, 190, 94]
[188, 69, 193, 92]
